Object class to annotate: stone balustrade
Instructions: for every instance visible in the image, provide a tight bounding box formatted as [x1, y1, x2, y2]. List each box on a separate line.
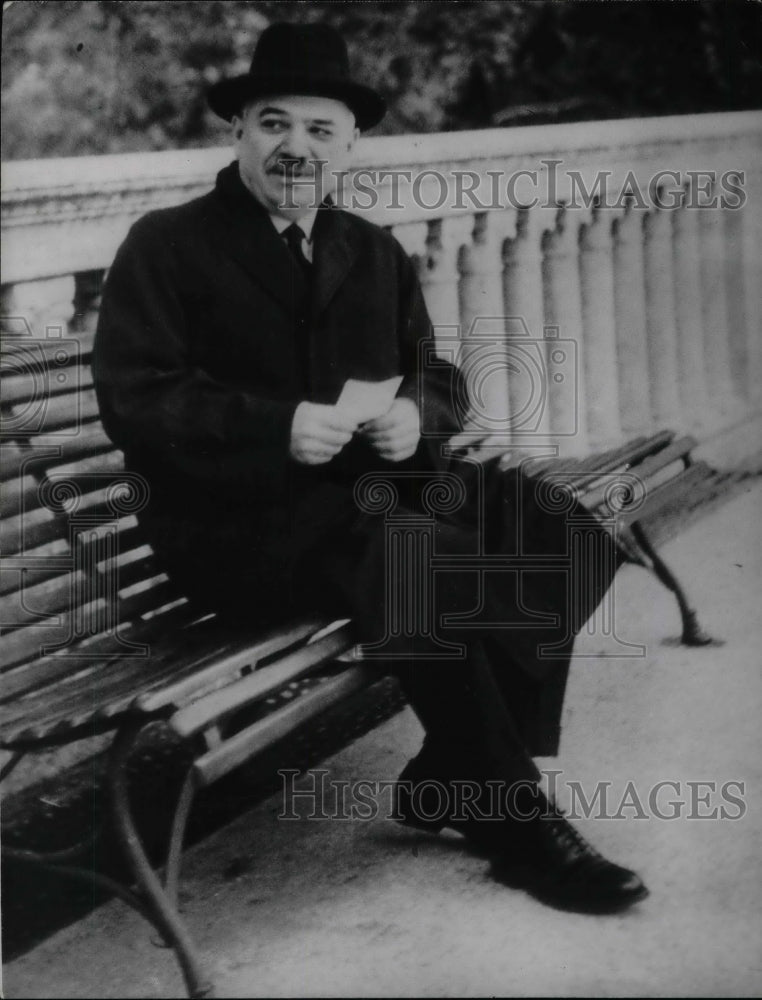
[2, 111, 761, 464]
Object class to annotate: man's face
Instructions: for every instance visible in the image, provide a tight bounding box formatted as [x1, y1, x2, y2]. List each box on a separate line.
[233, 94, 359, 218]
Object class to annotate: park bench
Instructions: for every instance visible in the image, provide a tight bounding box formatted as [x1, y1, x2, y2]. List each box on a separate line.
[1, 330, 731, 998]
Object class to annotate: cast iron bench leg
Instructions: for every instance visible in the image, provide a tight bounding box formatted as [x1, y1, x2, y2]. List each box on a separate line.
[2, 751, 170, 944]
[164, 768, 197, 911]
[630, 521, 716, 646]
[109, 721, 214, 999]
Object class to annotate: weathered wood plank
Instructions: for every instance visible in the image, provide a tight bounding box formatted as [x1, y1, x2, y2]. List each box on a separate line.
[0, 570, 87, 629]
[1, 425, 113, 479]
[0, 538, 72, 597]
[0, 473, 40, 519]
[1, 365, 93, 407]
[0, 506, 59, 558]
[9, 389, 100, 434]
[193, 665, 377, 787]
[171, 624, 355, 738]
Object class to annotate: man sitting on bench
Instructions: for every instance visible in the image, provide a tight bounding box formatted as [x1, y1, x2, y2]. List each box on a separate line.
[93, 22, 648, 914]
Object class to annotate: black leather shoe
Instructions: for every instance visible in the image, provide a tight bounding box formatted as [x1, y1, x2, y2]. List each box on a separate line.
[491, 804, 649, 914]
[394, 751, 648, 914]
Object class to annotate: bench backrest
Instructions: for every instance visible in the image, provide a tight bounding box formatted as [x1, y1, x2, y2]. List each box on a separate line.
[1, 321, 199, 703]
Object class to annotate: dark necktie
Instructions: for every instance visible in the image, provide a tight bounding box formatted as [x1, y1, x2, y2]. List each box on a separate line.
[283, 222, 311, 281]
[283, 223, 312, 382]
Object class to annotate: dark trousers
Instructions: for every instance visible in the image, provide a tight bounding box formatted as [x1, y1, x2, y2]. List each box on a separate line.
[285, 459, 621, 783]
[159, 458, 621, 784]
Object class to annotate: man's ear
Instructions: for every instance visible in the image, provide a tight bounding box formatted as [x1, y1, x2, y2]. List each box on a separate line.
[348, 125, 360, 152]
[231, 113, 245, 143]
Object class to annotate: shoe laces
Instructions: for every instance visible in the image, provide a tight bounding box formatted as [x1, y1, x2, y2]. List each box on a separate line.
[543, 807, 602, 864]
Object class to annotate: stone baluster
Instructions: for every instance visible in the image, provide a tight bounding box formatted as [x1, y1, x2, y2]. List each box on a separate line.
[643, 204, 682, 427]
[724, 202, 750, 402]
[698, 179, 738, 420]
[457, 211, 513, 441]
[672, 181, 710, 428]
[541, 205, 589, 455]
[413, 218, 460, 334]
[740, 170, 762, 406]
[1, 275, 76, 340]
[502, 206, 551, 439]
[726, 169, 762, 405]
[578, 206, 623, 449]
[611, 201, 651, 436]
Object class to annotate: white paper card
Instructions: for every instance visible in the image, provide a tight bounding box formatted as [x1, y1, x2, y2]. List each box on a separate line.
[336, 376, 404, 424]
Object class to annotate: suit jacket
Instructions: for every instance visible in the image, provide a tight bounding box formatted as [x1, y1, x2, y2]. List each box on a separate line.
[93, 161, 464, 619]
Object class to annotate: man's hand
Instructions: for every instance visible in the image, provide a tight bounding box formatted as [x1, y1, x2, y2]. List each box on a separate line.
[361, 397, 420, 462]
[289, 401, 358, 465]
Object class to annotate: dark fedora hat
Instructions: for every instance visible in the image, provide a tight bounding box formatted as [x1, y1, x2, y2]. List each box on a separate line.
[208, 22, 386, 131]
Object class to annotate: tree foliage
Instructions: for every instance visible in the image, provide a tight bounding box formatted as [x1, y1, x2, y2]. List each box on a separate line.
[2, 0, 760, 160]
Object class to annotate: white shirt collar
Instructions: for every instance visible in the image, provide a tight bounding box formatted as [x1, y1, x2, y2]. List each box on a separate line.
[268, 211, 317, 242]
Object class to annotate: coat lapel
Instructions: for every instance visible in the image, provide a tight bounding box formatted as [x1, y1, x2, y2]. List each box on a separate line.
[211, 163, 306, 313]
[311, 206, 361, 318]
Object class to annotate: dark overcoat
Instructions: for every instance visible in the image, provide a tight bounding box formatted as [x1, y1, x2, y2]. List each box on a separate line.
[94, 162, 461, 607]
[94, 161, 619, 756]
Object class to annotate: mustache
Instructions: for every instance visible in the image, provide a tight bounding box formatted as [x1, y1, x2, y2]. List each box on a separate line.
[266, 157, 319, 178]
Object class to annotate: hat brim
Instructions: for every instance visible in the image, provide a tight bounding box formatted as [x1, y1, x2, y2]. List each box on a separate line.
[208, 73, 386, 131]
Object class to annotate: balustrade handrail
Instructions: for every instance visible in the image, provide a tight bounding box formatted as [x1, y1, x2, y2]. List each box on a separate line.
[3, 110, 761, 200]
[2, 110, 761, 286]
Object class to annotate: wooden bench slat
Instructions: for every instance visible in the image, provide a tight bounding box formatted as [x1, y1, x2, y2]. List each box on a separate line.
[582, 436, 696, 512]
[0, 571, 88, 630]
[193, 664, 378, 787]
[1, 491, 145, 564]
[1, 643, 141, 709]
[0, 605, 201, 706]
[0, 474, 39, 519]
[171, 623, 355, 738]
[0, 442, 26, 483]
[1, 366, 93, 407]
[0, 539, 72, 597]
[1, 631, 218, 740]
[566, 433, 685, 495]
[52, 449, 125, 478]
[1, 337, 92, 370]
[118, 578, 185, 621]
[0, 506, 58, 558]
[1, 615, 304, 743]
[50, 486, 147, 525]
[102, 548, 161, 591]
[137, 618, 329, 713]
[75, 515, 141, 557]
[0, 599, 110, 671]
[587, 430, 675, 471]
[2, 425, 114, 479]
[522, 432, 674, 483]
[9, 389, 101, 435]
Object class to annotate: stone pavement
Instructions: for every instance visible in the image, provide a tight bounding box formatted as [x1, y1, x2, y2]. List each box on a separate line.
[4, 480, 761, 999]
